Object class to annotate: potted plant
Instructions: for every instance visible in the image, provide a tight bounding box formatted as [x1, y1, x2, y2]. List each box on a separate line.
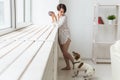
[107, 15, 116, 24]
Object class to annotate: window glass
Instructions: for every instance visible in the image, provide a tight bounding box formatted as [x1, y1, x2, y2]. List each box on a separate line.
[16, 0, 24, 24]
[25, 0, 31, 22]
[0, 0, 11, 29]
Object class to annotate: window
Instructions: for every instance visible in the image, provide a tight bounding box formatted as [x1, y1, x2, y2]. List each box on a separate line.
[0, 0, 31, 35]
[0, 0, 11, 29]
[0, 0, 32, 34]
[16, 0, 32, 28]
[16, 0, 24, 24]
[25, 0, 31, 22]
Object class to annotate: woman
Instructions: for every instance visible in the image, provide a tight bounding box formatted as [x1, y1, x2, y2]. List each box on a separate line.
[50, 3, 74, 70]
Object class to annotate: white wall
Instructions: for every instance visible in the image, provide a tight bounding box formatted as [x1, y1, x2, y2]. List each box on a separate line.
[60, 0, 120, 59]
[32, 0, 59, 25]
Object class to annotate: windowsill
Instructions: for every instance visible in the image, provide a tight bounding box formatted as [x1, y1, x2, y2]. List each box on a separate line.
[0, 28, 15, 36]
[0, 23, 32, 36]
[16, 22, 32, 29]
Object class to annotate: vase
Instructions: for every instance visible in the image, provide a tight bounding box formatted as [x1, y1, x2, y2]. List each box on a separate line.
[108, 20, 113, 25]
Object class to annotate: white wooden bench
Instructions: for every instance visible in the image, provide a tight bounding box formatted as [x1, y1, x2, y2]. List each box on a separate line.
[0, 25, 58, 80]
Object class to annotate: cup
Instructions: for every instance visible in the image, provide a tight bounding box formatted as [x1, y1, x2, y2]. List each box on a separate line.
[48, 11, 54, 16]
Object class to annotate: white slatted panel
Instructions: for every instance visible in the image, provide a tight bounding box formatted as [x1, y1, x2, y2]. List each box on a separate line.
[20, 42, 54, 80]
[0, 41, 33, 74]
[0, 40, 15, 49]
[38, 26, 54, 41]
[0, 41, 44, 80]
[18, 27, 44, 40]
[0, 40, 23, 58]
[29, 26, 50, 41]
[0, 25, 58, 80]
[46, 27, 58, 41]
[11, 27, 40, 40]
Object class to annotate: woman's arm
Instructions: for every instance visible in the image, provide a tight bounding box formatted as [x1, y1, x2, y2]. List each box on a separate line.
[57, 16, 66, 27]
[51, 13, 57, 23]
[50, 13, 66, 28]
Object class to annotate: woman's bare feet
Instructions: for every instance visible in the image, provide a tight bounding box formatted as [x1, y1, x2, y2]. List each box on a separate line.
[61, 67, 71, 70]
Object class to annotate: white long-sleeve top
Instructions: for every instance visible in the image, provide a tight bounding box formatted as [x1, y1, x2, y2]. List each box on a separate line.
[53, 15, 71, 44]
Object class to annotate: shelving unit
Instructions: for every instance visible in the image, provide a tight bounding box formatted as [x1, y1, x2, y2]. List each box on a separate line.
[92, 3, 120, 64]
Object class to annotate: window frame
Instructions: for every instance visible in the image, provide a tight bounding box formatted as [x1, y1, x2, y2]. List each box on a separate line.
[0, 0, 32, 36]
[15, 0, 32, 29]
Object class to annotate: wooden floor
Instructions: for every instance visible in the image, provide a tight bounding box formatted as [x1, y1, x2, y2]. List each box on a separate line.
[58, 58, 112, 80]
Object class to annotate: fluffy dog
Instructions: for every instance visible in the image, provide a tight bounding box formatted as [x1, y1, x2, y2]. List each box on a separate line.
[72, 51, 95, 80]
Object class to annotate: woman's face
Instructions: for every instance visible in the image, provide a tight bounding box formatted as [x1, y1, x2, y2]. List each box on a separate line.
[58, 8, 65, 16]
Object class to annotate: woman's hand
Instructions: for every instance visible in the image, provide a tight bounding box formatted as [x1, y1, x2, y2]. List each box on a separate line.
[48, 11, 57, 22]
[51, 12, 57, 22]
[51, 13, 56, 18]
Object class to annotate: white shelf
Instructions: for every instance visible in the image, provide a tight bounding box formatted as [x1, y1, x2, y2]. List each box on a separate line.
[93, 21, 118, 26]
[98, 4, 120, 6]
[92, 3, 120, 64]
[93, 42, 115, 44]
[95, 2, 120, 6]
[96, 58, 111, 64]
[94, 23, 118, 26]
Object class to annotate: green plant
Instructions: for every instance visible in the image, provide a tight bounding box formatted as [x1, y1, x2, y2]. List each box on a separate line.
[107, 15, 116, 20]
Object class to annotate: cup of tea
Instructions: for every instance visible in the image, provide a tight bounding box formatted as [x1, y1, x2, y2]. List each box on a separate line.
[48, 11, 54, 16]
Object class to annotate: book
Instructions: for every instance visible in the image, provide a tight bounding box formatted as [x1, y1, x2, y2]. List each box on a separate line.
[98, 16, 104, 24]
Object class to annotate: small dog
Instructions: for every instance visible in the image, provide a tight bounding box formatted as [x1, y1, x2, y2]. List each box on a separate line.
[72, 51, 95, 80]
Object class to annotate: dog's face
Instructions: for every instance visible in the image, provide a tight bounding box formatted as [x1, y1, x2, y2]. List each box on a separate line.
[72, 51, 80, 61]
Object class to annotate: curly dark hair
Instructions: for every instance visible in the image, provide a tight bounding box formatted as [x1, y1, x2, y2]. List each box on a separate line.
[57, 3, 67, 13]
